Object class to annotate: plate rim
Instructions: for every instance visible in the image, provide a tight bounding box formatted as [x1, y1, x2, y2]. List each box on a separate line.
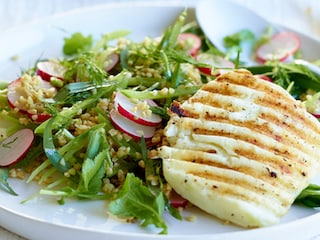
[1, 1, 320, 240]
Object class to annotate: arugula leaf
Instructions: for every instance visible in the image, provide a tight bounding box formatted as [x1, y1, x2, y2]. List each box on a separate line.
[63, 32, 93, 56]
[223, 29, 255, 49]
[295, 184, 320, 208]
[247, 62, 320, 97]
[223, 29, 255, 61]
[108, 173, 168, 234]
[0, 168, 18, 196]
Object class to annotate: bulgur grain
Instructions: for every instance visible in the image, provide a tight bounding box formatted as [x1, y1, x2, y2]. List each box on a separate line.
[160, 87, 168, 95]
[116, 146, 130, 158]
[9, 168, 25, 179]
[108, 128, 119, 137]
[102, 178, 115, 193]
[19, 117, 31, 125]
[138, 160, 145, 168]
[185, 215, 197, 222]
[117, 169, 125, 183]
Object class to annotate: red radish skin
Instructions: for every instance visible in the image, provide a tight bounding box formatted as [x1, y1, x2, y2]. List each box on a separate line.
[312, 113, 320, 119]
[0, 129, 34, 167]
[169, 190, 189, 208]
[196, 53, 235, 76]
[110, 109, 156, 140]
[114, 92, 161, 127]
[256, 32, 301, 63]
[255, 74, 273, 82]
[307, 100, 320, 119]
[7, 77, 57, 122]
[177, 33, 202, 56]
[36, 61, 65, 81]
[304, 91, 320, 119]
[28, 112, 52, 122]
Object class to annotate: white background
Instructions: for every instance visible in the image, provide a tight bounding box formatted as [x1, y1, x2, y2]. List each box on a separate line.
[0, 0, 319, 239]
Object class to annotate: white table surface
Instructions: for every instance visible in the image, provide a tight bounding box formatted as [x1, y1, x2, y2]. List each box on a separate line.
[0, 0, 319, 239]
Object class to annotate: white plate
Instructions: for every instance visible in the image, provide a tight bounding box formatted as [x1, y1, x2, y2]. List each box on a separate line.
[1, 1, 320, 240]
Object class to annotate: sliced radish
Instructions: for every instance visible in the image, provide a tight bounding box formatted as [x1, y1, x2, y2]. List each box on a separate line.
[0, 128, 34, 167]
[311, 113, 320, 119]
[110, 109, 155, 140]
[7, 76, 57, 122]
[114, 92, 161, 127]
[36, 61, 65, 81]
[196, 53, 235, 75]
[255, 74, 273, 82]
[256, 32, 301, 63]
[308, 106, 320, 119]
[169, 190, 189, 208]
[177, 33, 202, 56]
[104, 53, 119, 72]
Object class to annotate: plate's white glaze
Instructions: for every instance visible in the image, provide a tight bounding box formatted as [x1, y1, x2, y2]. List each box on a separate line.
[1, 2, 320, 240]
[196, 0, 320, 64]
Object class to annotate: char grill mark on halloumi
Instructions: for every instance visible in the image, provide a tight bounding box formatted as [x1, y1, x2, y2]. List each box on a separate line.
[159, 69, 320, 228]
[160, 146, 294, 202]
[165, 115, 312, 180]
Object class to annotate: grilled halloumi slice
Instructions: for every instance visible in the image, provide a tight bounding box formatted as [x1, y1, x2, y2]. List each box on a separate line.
[158, 69, 320, 228]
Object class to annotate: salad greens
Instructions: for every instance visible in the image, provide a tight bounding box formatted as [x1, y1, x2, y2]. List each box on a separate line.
[63, 32, 93, 56]
[1, 9, 320, 234]
[0, 168, 17, 196]
[109, 173, 169, 234]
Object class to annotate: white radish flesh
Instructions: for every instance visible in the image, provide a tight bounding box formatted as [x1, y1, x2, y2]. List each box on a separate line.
[177, 33, 202, 56]
[36, 61, 65, 81]
[0, 128, 34, 167]
[110, 109, 155, 140]
[114, 92, 161, 127]
[256, 32, 301, 63]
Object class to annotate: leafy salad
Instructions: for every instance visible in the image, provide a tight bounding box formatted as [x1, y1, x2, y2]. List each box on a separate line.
[1, 10, 320, 234]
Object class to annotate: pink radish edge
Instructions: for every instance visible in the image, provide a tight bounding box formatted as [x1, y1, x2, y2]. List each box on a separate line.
[312, 113, 320, 118]
[255, 74, 273, 82]
[0, 128, 34, 167]
[255, 31, 301, 63]
[109, 109, 155, 140]
[36, 61, 65, 82]
[114, 92, 161, 127]
[178, 33, 202, 56]
[169, 190, 189, 208]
